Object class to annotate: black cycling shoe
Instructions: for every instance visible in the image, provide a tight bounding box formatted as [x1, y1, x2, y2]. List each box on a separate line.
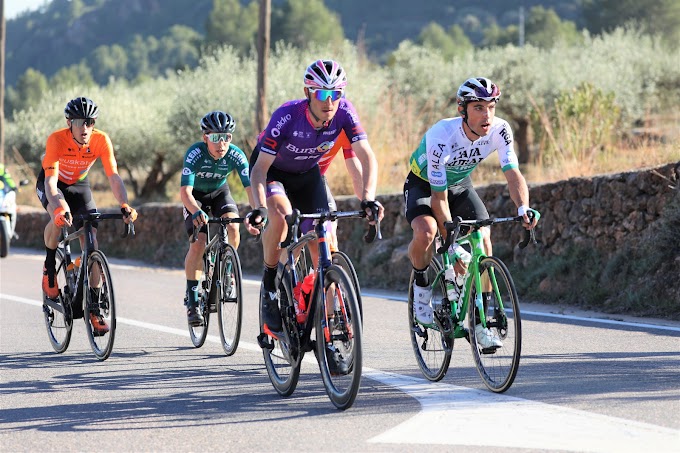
[325, 345, 350, 376]
[261, 290, 282, 332]
[186, 304, 204, 327]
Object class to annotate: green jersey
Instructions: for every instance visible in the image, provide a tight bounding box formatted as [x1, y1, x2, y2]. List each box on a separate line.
[180, 142, 250, 192]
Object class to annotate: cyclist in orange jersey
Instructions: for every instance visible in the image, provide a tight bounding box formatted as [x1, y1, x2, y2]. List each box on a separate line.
[36, 97, 137, 335]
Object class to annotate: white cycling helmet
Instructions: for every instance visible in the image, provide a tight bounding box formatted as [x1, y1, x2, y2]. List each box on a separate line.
[456, 77, 501, 105]
[303, 59, 348, 90]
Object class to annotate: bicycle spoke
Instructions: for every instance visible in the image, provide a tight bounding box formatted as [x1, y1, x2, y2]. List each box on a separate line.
[468, 256, 521, 393]
[43, 247, 72, 353]
[316, 265, 362, 410]
[84, 250, 116, 361]
[408, 256, 452, 381]
[217, 245, 243, 356]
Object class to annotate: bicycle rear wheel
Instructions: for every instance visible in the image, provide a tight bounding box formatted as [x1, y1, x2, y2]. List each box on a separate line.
[84, 250, 116, 361]
[261, 267, 302, 396]
[468, 256, 522, 393]
[217, 244, 242, 356]
[332, 251, 363, 325]
[43, 247, 73, 353]
[189, 257, 211, 348]
[408, 256, 452, 382]
[315, 264, 362, 410]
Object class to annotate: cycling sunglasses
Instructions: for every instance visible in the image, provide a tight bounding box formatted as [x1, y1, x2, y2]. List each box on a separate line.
[71, 118, 96, 128]
[206, 132, 232, 143]
[310, 89, 343, 102]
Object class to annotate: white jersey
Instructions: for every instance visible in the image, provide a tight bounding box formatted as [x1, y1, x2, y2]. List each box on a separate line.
[408, 116, 519, 191]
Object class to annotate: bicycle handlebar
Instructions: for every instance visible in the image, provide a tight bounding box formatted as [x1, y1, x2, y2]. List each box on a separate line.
[191, 216, 245, 243]
[280, 208, 382, 248]
[436, 212, 536, 254]
[69, 212, 135, 239]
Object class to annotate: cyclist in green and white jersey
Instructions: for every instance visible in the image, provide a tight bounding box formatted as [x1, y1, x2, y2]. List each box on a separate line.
[403, 77, 539, 347]
[180, 110, 256, 326]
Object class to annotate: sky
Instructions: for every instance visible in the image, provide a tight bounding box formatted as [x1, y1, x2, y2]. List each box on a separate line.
[5, 0, 48, 20]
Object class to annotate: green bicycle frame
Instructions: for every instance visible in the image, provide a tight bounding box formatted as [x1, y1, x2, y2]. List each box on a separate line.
[435, 229, 505, 338]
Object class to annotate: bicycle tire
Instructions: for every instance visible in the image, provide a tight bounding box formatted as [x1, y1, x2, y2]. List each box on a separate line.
[189, 254, 211, 348]
[83, 250, 116, 361]
[408, 256, 452, 382]
[468, 256, 522, 393]
[43, 247, 73, 353]
[331, 251, 363, 325]
[315, 264, 363, 410]
[261, 266, 302, 396]
[217, 244, 243, 356]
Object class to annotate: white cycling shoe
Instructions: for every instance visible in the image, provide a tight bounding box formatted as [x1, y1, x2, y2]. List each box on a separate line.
[413, 284, 433, 324]
[475, 323, 503, 348]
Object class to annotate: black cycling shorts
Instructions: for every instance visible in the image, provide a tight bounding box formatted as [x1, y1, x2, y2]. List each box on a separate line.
[403, 172, 489, 224]
[251, 146, 330, 233]
[182, 184, 239, 236]
[36, 170, 98, 229]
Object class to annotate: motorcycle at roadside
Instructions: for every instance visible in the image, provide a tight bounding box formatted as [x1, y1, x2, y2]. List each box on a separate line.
[0, 179, 30, 258]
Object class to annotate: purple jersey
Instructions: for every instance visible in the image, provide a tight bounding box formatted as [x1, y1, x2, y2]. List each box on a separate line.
[258, 98, 368, 173]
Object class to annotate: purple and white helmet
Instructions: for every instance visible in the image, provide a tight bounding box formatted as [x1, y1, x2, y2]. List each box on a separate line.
[303, 59, 348, 90]
[456, 77, 501, 105]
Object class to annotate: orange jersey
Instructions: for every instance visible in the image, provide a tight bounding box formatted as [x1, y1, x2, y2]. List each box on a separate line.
[43, 128, 118, 185]
[318, 131, 356, 175]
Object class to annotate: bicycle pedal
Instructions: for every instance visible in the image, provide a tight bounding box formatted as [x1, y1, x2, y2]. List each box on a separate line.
[481, 346, 500, 354]
[257, 333, 274, 350]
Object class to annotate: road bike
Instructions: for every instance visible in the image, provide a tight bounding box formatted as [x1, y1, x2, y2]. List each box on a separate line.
[42, 212, 134, 361]
[257, 208, 380, 410]
[187, 216, 244, 356]
[408, 213, 536, 393]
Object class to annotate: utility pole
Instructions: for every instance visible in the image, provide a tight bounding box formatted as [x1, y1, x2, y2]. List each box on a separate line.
[256, 0, 271, 133]
[1, 0, 6, 164]
[518, 5, 525, 47]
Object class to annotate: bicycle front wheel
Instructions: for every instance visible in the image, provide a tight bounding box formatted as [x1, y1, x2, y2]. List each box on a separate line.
[43, 247, 73, 353]
[408, 256, 452, 381]
[332, 251, 363, 325]
[315, 264, 363, 410]
[84, 250, 116, 361]
[261, 267, 301, 396]
[468, 256, 522, 393]
[189, 257, 211, 348]
[216, 244, 243, 356]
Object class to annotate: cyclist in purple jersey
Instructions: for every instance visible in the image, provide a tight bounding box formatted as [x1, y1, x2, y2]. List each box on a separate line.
[246, 59, 384, 340]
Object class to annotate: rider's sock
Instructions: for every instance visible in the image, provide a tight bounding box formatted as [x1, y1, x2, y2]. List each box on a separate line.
[262, 264, 277, 293]
[44, 247, 57, 273]
[186, 280, 199, 306]
[413, 266, 429, 287]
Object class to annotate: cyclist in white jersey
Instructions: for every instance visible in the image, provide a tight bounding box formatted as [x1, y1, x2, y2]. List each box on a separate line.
[403, 77, 539, 348]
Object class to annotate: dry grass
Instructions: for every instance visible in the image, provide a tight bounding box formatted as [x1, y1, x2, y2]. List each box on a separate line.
[8, 109, 680, 208]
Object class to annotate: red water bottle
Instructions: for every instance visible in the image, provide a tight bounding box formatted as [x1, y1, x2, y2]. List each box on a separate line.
[296, 272, 315, 323]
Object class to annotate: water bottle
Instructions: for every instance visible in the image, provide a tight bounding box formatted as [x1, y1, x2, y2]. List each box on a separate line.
[295, 272, 315, 323]
[450, 243, 472, 286]
[444, 266, 459, 302]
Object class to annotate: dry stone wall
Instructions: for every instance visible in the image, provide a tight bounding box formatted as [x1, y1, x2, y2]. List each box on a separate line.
[14, 162, 679, 293]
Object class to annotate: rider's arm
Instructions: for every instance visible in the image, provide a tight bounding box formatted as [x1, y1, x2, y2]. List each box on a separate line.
[107, 173, 131, 207]
[180, 184, 202, 216]
[44, 174, 69, 213]
[250, 151, 275, 210]
[504, 168, 537, 228]
[431, 188, 452, 237]
[349, 139, 378, 201]
[245, 186, 256, 209]
[343, 156, 364, 200]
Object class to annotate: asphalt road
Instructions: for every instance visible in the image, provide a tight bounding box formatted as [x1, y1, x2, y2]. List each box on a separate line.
[1, 249, 679, 452]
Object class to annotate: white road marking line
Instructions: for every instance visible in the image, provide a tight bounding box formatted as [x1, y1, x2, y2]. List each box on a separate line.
[4, 292, 679, 451]
[365, 371, 680, 451]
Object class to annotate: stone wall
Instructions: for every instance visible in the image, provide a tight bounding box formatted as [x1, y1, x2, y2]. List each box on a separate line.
[14, 162, 679, 293]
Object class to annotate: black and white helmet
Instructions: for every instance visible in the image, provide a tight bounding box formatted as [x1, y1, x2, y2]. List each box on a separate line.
[200, 111, 236, 134]
[456, 77, 501, 106]
[64, 97, 99, 119]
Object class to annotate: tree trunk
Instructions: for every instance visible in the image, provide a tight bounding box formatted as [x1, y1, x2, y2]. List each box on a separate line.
[513, 116, 534, 164]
